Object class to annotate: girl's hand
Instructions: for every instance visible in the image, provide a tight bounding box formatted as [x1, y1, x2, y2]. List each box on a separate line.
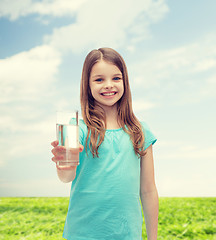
[51, 140, 84, 171]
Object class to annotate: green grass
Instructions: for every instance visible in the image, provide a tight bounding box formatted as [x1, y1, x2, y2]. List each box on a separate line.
[153, 197, 216, 240]
[0, 197, 215, 239]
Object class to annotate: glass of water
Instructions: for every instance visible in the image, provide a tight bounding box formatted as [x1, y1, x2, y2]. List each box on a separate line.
[56, 111, 79, 167]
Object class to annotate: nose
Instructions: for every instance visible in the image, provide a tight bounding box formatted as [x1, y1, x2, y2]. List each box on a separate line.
[104, 79, 113, 89]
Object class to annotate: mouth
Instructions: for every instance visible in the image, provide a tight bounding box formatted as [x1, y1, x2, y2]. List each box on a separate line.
[100, 91, 117, 96]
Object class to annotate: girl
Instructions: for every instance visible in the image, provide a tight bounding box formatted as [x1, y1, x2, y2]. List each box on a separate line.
[51, 48, 158, 240]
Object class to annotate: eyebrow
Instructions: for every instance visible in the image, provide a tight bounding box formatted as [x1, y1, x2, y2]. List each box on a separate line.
[91, 73, 122, 78]
[91, 74, 104, 78]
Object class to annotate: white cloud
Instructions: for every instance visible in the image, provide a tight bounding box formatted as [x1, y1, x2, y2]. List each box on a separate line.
[0, 44, 62, 167]
[0, 0, 87, 20]
[0, 0, 169, 54]
[0, 44, 61, 103]
[44, 0, 168, 53]
[133, 99, 155, 112]
[192, 59, 216, 73]
[160, 145, 216, 160]
[0, 0, 168, 26]
[200, 74, 216, 97]
[32, 0, 88, 17]
[131, 33, 216, 85]
[0, 113, 56, 168]
[129, 33, 216, 105]
[0, 0, 31, 20]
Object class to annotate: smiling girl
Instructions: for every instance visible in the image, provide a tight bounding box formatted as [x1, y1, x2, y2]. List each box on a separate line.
[51, 48, 158, 240]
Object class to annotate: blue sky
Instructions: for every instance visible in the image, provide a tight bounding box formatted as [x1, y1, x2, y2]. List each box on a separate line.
[0, 0, 215, 197]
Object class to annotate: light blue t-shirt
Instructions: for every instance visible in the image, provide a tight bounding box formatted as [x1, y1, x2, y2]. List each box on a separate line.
[63, 119, 157, 240]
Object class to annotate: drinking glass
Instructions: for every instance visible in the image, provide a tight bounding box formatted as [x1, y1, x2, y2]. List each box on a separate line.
[56, 111, 79, 167]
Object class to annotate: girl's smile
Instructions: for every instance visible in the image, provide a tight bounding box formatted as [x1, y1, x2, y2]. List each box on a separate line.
[100, 91, 117, 97]
[89, 60, 124, 110]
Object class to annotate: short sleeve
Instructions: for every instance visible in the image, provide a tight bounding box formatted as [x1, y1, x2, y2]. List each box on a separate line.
[140, 121, 157, 150]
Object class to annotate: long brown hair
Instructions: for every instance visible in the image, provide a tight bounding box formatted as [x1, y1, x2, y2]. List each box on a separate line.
[80, 47, 146, 158]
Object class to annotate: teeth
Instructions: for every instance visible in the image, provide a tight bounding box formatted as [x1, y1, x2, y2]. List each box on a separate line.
[102, 92, 115, 96]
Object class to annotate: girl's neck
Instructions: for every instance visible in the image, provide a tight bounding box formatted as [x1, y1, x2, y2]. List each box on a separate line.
[94, 103, 121, 129]
[103, 105, 121, 129]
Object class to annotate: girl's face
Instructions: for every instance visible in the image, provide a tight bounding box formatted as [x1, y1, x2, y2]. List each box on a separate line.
[89, 60, 124, 111]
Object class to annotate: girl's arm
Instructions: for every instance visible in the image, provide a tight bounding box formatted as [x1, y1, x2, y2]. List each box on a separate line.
[51, 140, 83, 183]
[140, 144, 159, 240]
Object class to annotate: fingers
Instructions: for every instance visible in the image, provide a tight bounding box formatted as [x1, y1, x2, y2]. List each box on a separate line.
[51, 155, 64, 162]
[51, 141, 83, 169]
[51, 141, 84, 153]
[51, 140, 59, 147]
[52, 146, 82, 157]
[51, 145, 66, 156]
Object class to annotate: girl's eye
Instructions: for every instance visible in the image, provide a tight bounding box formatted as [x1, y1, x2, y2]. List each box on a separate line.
[113, 77, 121, 81]
[95, 78, 103, 82]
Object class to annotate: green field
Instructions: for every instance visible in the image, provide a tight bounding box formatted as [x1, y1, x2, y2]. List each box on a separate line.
[0, 197, 215, 240]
